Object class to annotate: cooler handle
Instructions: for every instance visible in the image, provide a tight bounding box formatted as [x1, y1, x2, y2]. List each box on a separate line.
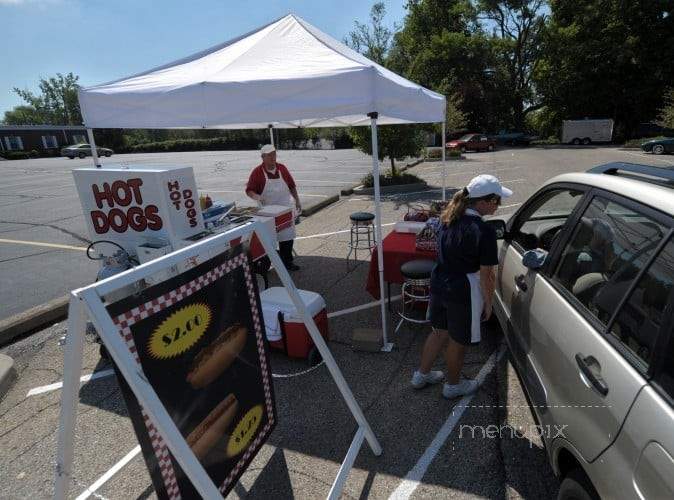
[277, 311, 289, 356]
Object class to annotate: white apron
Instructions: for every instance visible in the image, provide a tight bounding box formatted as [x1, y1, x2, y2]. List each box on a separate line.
[465, 208, 485, 343]
[466, 272, 483, 343]
[261, 168, 296, 242]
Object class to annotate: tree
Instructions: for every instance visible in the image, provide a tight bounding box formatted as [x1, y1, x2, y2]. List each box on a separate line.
[657, 88, 674, 130]
[387, 0, 509, 132]
[534, 0, 674, 140]
[344, 2, 395, 64]
[445, 92, 468, 132]
[12, 72, 82, 125]
[345, 3, 427, 172]
[349, 124, 426, 175]
[2, 105, 47, 125]
[477, 0, 546, 130]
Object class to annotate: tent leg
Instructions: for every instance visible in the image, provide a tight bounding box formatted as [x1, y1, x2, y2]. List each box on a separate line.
[268, 124, 274, 147]
[442, 122, 446, 201]
[254, 224, 382, 457]
[54, 294, 87, 500]
[86, 128, 101, 168]
[369, 114, 393, 352]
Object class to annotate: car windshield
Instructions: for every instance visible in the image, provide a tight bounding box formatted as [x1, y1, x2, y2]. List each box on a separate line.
[458, 134, 474, 141]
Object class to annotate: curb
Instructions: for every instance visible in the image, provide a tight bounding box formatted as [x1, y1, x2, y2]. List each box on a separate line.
[0, 353, 16, 399]
[301, 194, 340, 217]
[422, 156, 464, 162]
[340, 158, 423, 197]
[353, 182, 428, 196]
[400, 158, 423, 171]
[0, 295, 69, 347]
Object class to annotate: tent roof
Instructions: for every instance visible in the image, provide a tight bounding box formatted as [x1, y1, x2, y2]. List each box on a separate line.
[78, 14, 445, 129]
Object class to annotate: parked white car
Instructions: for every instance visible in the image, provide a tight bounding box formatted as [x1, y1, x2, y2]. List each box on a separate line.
[490, 162, 674, 500]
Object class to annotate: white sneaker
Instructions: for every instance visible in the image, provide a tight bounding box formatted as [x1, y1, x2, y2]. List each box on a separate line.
[411, 370, 445, 389]
[442, 378, 479, 399]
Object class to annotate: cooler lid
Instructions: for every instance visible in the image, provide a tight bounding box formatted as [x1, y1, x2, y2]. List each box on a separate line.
[260, 287, 326, 320]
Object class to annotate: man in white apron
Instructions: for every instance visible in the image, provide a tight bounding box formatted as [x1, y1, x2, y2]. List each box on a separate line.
[245, 144, 302, 271]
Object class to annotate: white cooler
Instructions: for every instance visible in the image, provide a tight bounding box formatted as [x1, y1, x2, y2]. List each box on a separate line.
[260, 287, 329, 358]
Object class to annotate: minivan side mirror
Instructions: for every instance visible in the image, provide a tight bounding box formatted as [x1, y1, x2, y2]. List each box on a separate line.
[522, 249, 548, 270]
[486, 219, 507, 239]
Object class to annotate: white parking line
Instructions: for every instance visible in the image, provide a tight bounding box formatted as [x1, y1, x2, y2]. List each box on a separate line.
[0, 238, 86, 252]
[75, 445, 141, 500]
[295, 222, 396, 240]
[203, 189, 329, 198]
[26, 368, 116, 397]
[388, 344, 506, 500]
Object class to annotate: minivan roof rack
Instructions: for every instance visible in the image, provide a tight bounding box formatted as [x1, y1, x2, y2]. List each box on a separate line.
[588, 162, 674, 184]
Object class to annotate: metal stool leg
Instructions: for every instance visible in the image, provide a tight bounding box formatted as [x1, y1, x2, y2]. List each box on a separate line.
[346, 224, 355, 269]
[396, 279, 431, 333]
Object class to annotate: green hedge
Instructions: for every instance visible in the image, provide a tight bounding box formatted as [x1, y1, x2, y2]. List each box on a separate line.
[623, 136, 667, 148]
[425, 148, 461, 159]
[127, 136, 263, 153]
[530, 136, 561, 145]
[360, 170, 424, 188]
[126, 133, 354, 154]
[0, 149, 42, 160]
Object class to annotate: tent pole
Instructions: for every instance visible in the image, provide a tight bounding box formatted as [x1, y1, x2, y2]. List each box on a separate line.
[86, 128, 101, 168]
[268, 124, 274, 147]
[442, 122, 446, 201]
[368, 113, 393, 352]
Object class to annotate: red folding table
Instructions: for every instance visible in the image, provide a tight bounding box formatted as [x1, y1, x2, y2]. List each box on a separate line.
[365, 231, 437, 302]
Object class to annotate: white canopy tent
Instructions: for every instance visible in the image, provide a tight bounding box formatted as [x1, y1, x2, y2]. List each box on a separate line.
[78, 13, 448, 349]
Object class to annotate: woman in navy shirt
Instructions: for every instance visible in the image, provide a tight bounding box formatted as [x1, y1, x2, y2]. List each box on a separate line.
[411, 175, 512, 399]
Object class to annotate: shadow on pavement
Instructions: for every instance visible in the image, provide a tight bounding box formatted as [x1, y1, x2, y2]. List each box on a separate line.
[74, 250, 556, 499]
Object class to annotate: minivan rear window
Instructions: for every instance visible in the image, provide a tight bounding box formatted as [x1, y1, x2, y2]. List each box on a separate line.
[609, 240, 674, 366]
[552, 197, 667, 340]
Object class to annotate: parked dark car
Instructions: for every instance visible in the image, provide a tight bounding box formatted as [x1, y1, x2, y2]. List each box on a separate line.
[446, 133, 496, 152]
[493, 131, 537, 146]
[61, 143, 113, 159]
[641, 137, 674, 155]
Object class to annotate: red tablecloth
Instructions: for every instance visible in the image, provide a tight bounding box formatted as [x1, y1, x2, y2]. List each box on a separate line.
[366, 231, 437, 299]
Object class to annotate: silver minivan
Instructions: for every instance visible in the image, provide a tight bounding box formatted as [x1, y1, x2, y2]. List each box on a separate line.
[492, 162, 674, 500]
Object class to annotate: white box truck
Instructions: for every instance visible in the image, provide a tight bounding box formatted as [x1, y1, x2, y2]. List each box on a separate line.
[562, 119, 614, 145]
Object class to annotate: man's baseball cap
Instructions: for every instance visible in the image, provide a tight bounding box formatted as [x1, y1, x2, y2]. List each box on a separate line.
[260, 144, 276, 155]
[466, 174, 513, 199]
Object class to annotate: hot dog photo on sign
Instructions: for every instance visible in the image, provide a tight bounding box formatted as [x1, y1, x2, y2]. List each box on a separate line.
[107, 246, 276, 499]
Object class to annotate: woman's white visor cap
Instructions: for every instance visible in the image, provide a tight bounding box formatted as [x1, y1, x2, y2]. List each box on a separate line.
[466, 174, 513, 199]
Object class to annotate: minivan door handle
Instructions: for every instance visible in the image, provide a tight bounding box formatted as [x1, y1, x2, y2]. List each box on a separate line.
[575, 353, 609, 396]
[515, 274, 528, 292]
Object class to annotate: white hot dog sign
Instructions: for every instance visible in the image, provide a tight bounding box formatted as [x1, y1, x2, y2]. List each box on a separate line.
[73, 165, 204, 255]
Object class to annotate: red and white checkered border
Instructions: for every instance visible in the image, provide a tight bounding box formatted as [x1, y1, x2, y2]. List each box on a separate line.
[111, 252, 274, 498]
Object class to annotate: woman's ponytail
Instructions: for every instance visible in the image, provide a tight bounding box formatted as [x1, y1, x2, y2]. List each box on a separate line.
[440, 187, 469, 226]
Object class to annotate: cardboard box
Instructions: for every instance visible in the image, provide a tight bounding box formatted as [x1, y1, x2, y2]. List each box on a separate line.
[352, 328, 384, 352]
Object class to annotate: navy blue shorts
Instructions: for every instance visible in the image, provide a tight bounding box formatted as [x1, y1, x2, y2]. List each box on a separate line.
[428, 293, 475, 346]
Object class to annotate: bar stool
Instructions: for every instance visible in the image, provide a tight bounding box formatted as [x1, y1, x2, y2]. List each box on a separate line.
[395, 259, 435, 333]
[347, 211, 376, 267]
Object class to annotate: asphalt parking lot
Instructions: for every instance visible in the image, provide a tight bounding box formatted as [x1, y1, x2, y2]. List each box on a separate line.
[0, 149, 377, 321]
[1, 145, 671, 322]
[1, 145, 672, 499]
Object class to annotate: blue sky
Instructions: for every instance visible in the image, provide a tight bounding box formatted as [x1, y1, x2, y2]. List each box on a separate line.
[1, 0, 407, 117]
